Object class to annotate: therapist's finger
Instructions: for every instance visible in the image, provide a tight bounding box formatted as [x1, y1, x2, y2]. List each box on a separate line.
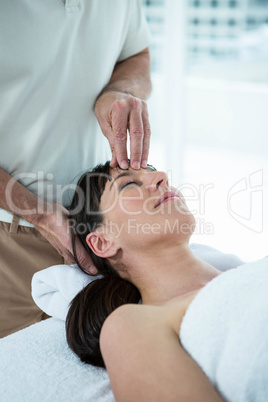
[128, 99, 144, 170]
[107, 134, 118, 168]
[140, 105, 151, 168]
[109, 151, 118, 168]
[100, 123, 118, 168]
[112, 100, 129, 170]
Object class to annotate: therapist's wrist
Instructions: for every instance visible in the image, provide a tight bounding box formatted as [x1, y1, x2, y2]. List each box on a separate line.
[94, 88, 135, 110]
[31, 202, 67, 231]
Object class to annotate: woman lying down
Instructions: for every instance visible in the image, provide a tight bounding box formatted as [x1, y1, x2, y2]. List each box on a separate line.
[66, 161, 268, 402]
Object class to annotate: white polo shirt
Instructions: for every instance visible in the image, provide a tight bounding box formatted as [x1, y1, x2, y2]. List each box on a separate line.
[0, 0, 151, 207]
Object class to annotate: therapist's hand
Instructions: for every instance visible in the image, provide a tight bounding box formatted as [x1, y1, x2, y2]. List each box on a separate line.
[94, 91, 151, 169]
[35, 203, 98, 275]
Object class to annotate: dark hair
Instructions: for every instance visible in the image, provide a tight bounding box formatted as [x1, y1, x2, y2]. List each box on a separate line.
[66, 162, 141, 368]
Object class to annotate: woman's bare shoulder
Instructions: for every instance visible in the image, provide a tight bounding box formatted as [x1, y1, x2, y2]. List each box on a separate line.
[100, 303, 165, 354]
[102, 303, 162, 329]
[101, 291, 199, 341]
[100, 299, 223, 402]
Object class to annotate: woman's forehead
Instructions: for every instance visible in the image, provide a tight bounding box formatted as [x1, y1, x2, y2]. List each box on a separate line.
[109, 165, 156, 178]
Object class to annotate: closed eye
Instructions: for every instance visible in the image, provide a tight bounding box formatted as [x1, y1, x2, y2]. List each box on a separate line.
[120, 180, 140, 191]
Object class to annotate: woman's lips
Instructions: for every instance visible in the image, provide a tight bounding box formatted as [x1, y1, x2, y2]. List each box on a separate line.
[154, 191, 180, 208]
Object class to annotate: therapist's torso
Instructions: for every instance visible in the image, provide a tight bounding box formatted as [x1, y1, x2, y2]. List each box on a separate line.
[0, 0, 151, 207]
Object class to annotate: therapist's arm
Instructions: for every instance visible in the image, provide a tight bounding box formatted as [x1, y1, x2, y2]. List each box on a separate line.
[94, 48, 152, 170]
[0, 167, 96, 273]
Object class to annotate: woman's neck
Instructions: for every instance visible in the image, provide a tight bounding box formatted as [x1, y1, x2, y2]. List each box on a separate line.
[127, 243, 221, 306]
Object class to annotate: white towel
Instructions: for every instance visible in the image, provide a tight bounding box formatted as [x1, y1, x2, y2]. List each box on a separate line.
[180, 257, 268, 402]
[32, 264, 101, 320]
[0, 318, 114, 402]
[32, 243, 244, 321]
[1, 245, 245, 401]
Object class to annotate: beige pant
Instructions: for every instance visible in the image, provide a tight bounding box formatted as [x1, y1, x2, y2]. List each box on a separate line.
[0, 216, 64, 338]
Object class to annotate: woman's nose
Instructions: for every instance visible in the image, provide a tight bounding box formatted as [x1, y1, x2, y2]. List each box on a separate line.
[148, 171, 169, 192]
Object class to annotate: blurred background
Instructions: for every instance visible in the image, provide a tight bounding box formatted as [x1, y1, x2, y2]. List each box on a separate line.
[141, 0, 268, 262]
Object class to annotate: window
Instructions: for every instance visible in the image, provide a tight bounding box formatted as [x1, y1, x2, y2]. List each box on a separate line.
[141, 0, 268, 261]
[211, 0, 218, 7]
[228, 19, 236, 26]
[210, 18, 218, 25]
[229, 0, 237, 7]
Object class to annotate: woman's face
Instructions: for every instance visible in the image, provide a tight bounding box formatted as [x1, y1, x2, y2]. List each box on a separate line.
[98, 166, 196, 251]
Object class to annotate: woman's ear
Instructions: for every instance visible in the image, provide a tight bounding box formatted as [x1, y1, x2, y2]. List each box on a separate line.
[86, 232, 119, 258]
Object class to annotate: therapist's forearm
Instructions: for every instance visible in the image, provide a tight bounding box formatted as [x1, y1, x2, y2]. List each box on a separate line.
[0, 167, 47, 225]
[98, 48, 152, 101]
[0, 167, 92, 266]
